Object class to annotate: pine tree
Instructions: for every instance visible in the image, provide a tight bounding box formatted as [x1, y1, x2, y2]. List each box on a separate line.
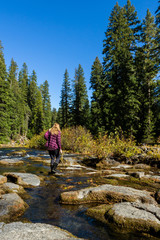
[90, 57, 104, 135]
[156, 0, 160, 58]
[0, 41, 10, 141]
[60, 69, 71, 127]
[8, 58, 21, 138]
[72, 64, 89, 126]
[40, 80, 52, 129]
[136, 10, 159, 143]
[155, 1, 160, 138]
[18, 63, 30, 136]
[103, 3, 140, 136]
[28, 70, 44, 137]
[51, 108, 58, 124]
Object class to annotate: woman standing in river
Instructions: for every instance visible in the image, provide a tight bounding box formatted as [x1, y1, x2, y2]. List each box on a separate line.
[44, 123, 62, 174]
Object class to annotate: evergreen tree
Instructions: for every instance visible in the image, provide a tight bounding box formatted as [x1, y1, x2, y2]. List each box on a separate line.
[155, 1, 160, 138]
[28, 70, 44, 137]
[155, 0, 160, 58]
[18, 63, 30, 136]
[51, 108, 58, 124]
[136, 10, 159, 142]
[90, 57, 104, 135]
[72, 64, 89, 126]
[0, 41, 10, 141]
[8, 58, 21, 138]
[60, 69, 71, 127]
[40, 80, 52, 129]
[103, 3, 140, 136]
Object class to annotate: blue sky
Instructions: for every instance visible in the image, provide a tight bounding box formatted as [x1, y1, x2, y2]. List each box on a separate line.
[0, 0, 159, 110]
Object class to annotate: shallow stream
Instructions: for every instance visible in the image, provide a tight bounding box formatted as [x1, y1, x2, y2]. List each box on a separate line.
[0, 147, 155, 240]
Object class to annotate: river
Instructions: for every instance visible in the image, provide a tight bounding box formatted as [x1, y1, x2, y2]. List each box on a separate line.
[0, 147, 155, 240]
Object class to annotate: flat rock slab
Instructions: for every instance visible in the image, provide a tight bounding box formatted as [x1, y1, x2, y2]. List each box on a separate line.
[4, 172, 40, 187]
[0, 222, 85, 240]
[61, 184, 156, 205]
[3, 182, 25, 193]
[0, 193, 28, 221]
[0, 175, 7, 184]
[87, 202, 160, 237]
[0, 158, 23, 165]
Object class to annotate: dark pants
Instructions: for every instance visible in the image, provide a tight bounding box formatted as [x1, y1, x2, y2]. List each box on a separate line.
[48, 149, 60, 166]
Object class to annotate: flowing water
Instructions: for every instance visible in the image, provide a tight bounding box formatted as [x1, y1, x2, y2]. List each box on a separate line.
[0, 147, 155, 240]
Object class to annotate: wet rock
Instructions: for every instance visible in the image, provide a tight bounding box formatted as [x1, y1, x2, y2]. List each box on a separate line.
[111, 164, 132, 169]
[3, 172, 40, 187]
[60, 184, 156, 205]
[0, 193, 28, 221]
[0, 222, 85, 240]
[7, 150, 27, 157]
[86, 202, 160, 238]
[143, 174, 160, 183]
[3, 182, 25, 194]
[134, 164, 151, 169]
[0, 158, 23, 165]
[0, 175, 7, 184]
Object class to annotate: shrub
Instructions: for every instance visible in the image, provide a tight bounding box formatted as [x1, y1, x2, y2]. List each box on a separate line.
[61, 126, 95, 154]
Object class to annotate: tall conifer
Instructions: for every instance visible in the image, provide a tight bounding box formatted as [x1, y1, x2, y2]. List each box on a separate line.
[60, 69, 71, 127]
[103, 3, 140, 136]
[90, 57, 104, 134]
[40, 80, 52, 129]
[136, 10, 159, 142]
[0, 41, 10, 141]
[72, 64, 89, 126]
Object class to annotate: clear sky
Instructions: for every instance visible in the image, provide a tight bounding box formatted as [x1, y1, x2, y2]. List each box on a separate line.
[0, 0, 159, 110]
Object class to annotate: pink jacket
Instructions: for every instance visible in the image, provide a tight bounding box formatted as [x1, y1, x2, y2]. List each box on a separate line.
[44, 130, 62, 150]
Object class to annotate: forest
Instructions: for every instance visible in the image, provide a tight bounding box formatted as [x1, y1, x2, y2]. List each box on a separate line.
[0, 0, 160, 144]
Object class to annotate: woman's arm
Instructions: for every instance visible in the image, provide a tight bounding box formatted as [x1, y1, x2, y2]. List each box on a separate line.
[44, 130, 49, 140]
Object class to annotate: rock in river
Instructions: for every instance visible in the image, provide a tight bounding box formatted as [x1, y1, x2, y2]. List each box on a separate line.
[0, 222, 85, 240]
[3, 172, 40, 187]
[86, 202, 160, 238]
[60, 184, 157, 205]
[0, 193, 28, 221]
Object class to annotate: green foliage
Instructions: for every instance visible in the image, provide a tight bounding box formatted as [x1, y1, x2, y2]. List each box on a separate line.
[61, 126, 94, 154]
[60, 69, 72, 127]
[28, 130, 47, 149]
[93, 132, 141, 159]
[40, 80, 52, 129]
[72, 64, 90, 127]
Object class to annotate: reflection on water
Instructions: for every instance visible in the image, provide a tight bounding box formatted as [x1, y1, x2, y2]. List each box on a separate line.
[0, 147, 156, 240]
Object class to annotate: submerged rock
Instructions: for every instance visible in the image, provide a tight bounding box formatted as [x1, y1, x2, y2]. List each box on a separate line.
[60, 184, 156, 205]
[0, 158, 23, 165]
[0, 193, 28, 221]
[3, 172, 40, 187]
[3, 182, 25, 194]
[86, 202, 160, 238]
[0, 222, 85, 240]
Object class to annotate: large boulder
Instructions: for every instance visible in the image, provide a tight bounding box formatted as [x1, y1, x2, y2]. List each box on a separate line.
[3, 172, 40, 187]
[60, 184, 157, 205]
[0, 193, 28, 221]
[0, 222, 85, 240]
[86, 202, 160, 238]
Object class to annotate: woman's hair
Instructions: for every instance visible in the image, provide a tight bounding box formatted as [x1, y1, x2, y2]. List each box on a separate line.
[50, 123, 61, 135]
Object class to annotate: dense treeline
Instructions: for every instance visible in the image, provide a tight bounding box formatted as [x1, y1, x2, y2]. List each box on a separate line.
[0, 0, 160, 144]
[60, 0, 160, 143]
